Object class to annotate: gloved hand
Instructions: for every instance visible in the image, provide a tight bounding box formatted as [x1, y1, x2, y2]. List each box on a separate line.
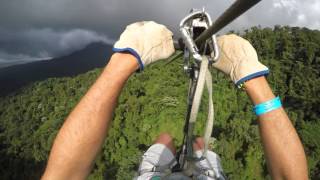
[113, 21, 175, 71]
[213, 34, 269, 86]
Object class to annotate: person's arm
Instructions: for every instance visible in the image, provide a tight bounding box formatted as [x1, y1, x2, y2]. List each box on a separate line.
[213, 34, 308, 179]
[244, 77, 308, 180]
[42, 21, 174, 180]
[42, 53, 138, 180]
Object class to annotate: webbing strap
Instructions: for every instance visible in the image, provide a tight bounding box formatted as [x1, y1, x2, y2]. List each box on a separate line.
[188, 57, 209, 124]
[185, 56, 215, 172]
[203, 69, 214, 157]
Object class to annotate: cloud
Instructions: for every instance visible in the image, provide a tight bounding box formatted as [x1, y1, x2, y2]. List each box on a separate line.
[54, 29, 114, 54]
[0, 50, 51, 68]
[269, 0, 320, 28]
[1, 0, 319, 32]
[0, 28, 114, 67]
[220, 0, 320, 33]
[0, 0, 319, 67]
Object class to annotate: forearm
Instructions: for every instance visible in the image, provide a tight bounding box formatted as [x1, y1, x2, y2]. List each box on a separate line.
[42, 53, 138, 180]
[244, 77, 308, 180]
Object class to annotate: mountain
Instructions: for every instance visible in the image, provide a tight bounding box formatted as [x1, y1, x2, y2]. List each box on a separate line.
[0, 42, 113, 96]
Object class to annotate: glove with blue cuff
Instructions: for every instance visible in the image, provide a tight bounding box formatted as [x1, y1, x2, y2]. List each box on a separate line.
[113, 21, 175, 71]
[213, 34, 269, 86]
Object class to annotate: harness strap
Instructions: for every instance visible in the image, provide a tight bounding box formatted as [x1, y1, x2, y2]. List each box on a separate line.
[188, 56, 209, 124]
[203, 69, 214, 157]
[185, 56, 215, 172]
[139, 158, 177, 175]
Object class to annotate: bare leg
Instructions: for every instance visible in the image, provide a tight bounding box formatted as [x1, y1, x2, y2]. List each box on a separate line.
[136, 133, 177, 179]
[193, 137, 205, 151]
[154, 133, 176, 155]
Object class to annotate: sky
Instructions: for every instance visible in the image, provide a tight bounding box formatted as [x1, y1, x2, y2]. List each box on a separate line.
[0, 0, 319, 68]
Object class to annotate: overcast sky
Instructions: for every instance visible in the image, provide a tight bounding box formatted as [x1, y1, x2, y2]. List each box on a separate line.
[0, 0, 319, 67]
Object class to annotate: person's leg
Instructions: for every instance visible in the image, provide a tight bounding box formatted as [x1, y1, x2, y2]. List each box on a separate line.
[193, 137, 205, 151]
[193, 137, 226, 180]
[154, 133, 176, 155]
[136, 133, 177, 179]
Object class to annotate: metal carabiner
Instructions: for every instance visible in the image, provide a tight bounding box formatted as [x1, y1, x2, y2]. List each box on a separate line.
[179, 9, 219, 64]
[180, 10, 204, 62]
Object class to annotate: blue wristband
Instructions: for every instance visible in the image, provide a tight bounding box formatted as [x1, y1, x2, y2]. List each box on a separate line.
[253, 97, 282, 116]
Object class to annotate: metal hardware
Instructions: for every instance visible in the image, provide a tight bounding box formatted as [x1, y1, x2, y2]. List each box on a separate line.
[179, 9, 220, 85]
[177, 9, 218, 174]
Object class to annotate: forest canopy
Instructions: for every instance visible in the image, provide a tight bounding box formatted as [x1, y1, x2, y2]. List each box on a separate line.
[0, 26, 319, 179]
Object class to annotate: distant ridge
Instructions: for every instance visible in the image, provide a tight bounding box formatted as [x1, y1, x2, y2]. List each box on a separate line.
[0, 42, 113, 96]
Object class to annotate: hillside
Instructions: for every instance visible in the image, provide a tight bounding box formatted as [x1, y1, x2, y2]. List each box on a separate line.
[0, 42, 113, 97]
[0, 26, 319, 180]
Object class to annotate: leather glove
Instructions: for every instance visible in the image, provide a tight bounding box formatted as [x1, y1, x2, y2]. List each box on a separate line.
[213, 34, 269, 86]
[113, 21, 175, 71]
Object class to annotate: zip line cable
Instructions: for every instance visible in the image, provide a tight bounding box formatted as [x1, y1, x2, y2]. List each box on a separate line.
[167, 0, 262, 64]
[195, 0, 261, 45]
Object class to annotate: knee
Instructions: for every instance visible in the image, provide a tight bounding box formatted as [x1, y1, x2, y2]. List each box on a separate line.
[193, 137, 205, 151]
[155, 133, 173, 145]
[155, 133, 176, 155]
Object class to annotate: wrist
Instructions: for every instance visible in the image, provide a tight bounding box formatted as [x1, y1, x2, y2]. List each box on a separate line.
[244, 76, 275, 105]
[109, 53, 139, 73]
[101, 53, 139, 83]
[112, 47, 144, 71]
